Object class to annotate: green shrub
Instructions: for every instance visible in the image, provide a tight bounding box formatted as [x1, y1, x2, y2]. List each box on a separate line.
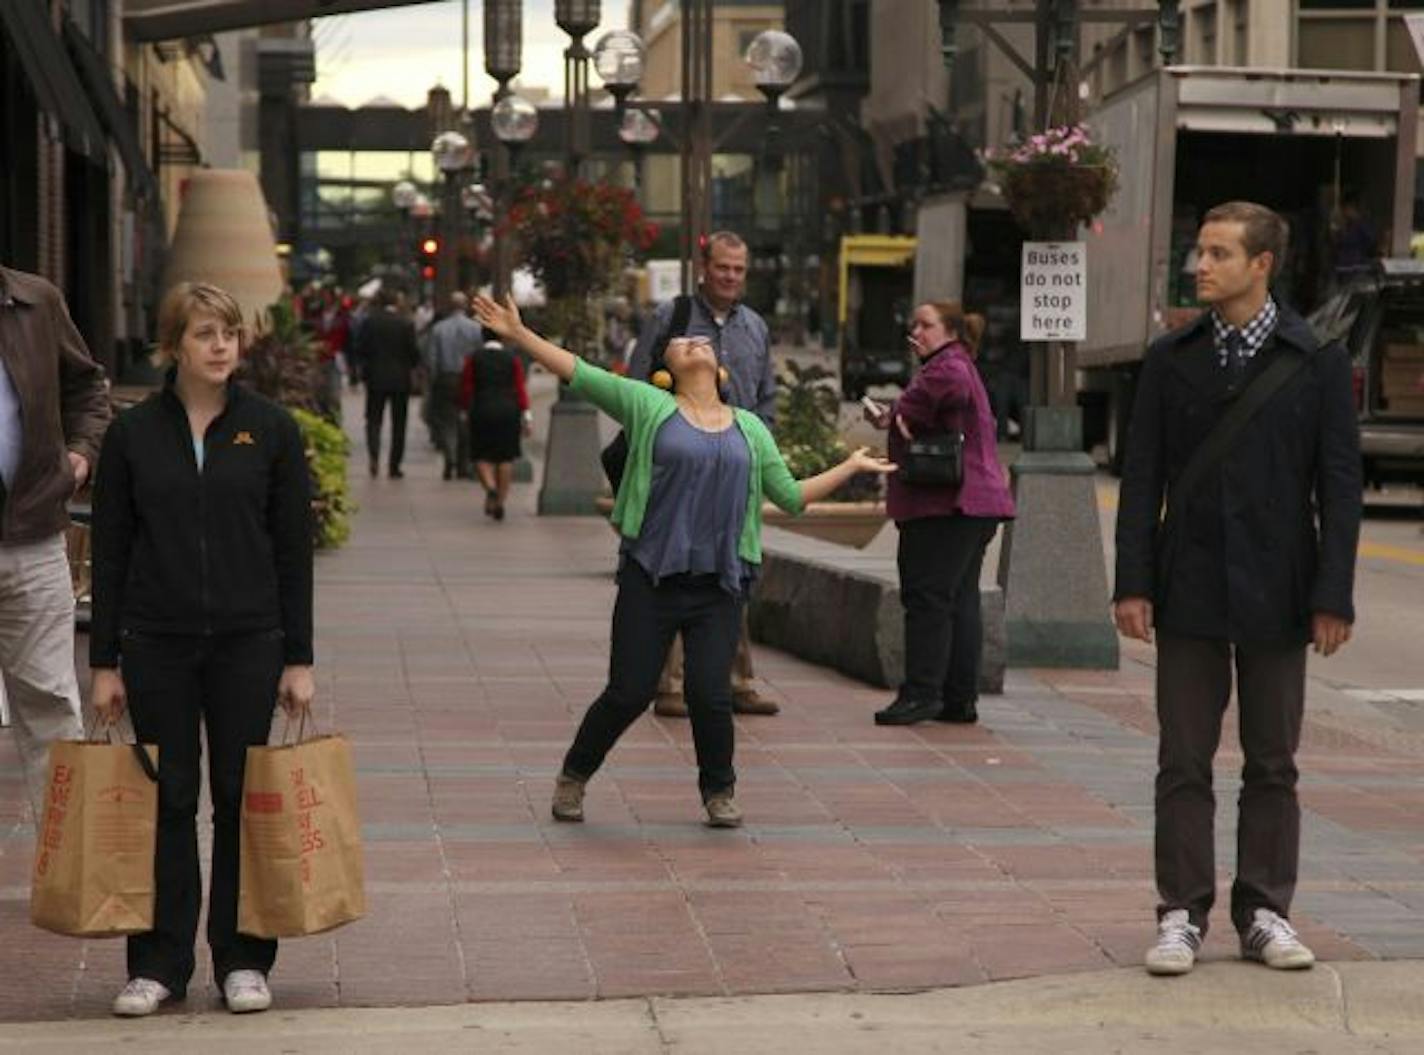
[773, 361, 881, 502]
[291, 408, 354, 549]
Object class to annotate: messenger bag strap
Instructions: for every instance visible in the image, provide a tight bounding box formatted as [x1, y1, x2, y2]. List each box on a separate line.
[1159, 348, 1309, 541]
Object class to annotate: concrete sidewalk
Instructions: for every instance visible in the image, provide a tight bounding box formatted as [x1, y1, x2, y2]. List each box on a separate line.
[2, 962, 1422, 1052]
[2, 378, 1423, 1036]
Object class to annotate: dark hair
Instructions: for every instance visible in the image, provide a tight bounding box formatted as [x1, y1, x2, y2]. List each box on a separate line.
[1202, 201, 1289, 278]
[924, 300, 986, 356]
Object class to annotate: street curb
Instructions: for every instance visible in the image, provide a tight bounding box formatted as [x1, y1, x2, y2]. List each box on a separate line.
[2, 963, 1420, 1051]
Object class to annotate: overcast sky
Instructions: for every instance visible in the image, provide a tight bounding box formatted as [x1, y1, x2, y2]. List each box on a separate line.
[309, 0, 632, 109]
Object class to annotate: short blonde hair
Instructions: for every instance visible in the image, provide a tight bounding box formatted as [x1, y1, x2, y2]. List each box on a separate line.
[155, 282, 244, 364]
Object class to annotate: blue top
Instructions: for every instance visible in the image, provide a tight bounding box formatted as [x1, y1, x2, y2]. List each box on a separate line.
[623, 412, 755, 596]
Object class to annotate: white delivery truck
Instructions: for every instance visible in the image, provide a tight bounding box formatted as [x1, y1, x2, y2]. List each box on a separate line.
[1075, 66, 1419, 470]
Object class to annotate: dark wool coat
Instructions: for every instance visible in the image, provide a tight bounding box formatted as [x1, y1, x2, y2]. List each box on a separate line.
[1113, 307, 1362, 645]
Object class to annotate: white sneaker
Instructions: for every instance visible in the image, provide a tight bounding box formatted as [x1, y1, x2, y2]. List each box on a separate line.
[1241, 908, 1315, 970]
[112, 977, 172, 1017]
[222, 969, 272, 1013]
[1144, 909, 1202, 976]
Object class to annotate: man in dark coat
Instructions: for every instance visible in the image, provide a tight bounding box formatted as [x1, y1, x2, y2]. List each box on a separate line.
[353, 288, 420, 479]
[1113, 201, 1361, 977]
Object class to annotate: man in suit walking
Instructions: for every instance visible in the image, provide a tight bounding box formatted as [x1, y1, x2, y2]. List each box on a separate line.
[1113, 201, 1362, 976]
[354, 287, 420, 479]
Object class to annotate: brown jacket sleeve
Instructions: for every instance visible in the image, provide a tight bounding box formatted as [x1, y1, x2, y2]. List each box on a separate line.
[49, 287, 111, 465]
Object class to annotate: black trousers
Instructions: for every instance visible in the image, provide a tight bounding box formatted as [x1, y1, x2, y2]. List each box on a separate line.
[1154, 632, 1307, 936]
[365, 389, 410, 471]
[122, 630, 284, 992]
[896, 515, 998, 705]
[429, 372, 463, 472]
[564, 564, 743, 799]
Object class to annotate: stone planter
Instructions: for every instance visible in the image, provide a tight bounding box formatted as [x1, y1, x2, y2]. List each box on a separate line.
[762, 501, 887, 550]
[595, 498, 887, 550]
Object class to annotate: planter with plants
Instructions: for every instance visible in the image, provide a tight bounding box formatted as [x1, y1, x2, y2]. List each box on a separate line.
[986, 123, 1119, 237]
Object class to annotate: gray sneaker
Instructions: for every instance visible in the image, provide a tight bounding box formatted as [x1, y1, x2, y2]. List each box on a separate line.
[551, 772, 586, 822]
[704, 793, 743, 828]
[222, 969, 271, 1013]
[1241, 908, 1315, 970]
[112, 978, 172, 1017]
[1144, 909, 1202, 976]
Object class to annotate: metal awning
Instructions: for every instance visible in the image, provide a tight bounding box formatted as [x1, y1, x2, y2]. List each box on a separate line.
[62, 18, 162, 202]
[0, 1, 106, 161]
[124, 0, 443, 42]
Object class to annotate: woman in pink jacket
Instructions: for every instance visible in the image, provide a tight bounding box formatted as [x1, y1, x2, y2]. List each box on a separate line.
[864, 300, 1015, 726]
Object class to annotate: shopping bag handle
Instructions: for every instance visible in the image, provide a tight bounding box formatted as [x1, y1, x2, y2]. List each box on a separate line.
[278, 707, 320, 745]
[82, 717, 159, 783]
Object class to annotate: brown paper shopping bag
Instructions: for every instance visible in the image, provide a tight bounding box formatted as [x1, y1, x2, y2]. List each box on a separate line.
[238, 722, 365, 938]
[30, 737, 159, 937]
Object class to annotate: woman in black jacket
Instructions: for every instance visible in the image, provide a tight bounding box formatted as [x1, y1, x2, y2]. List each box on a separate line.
[90, 282, 314, 1018]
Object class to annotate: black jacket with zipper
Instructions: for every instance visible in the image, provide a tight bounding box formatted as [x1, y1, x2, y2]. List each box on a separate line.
[89, 374, 314, 668]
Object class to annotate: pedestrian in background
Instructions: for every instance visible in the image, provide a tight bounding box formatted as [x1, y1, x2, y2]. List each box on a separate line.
[0, 264, 111, 825]
[427, 292, 482, 480]
[627, 231, 781, 718]
[353, 286, 420, 479]
[89, 281, 315, 1018]
[460, 328, 530, 520]
[1114, 201, 1361, 977]
[472, 293, 893, 828]
[863, 301, 1014, 727]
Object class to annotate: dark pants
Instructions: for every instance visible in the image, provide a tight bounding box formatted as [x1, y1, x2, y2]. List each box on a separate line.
[429, 372, 463, 473]
[365, 389, 410, 471]
[896, 515, 997, 705]
[564, 564, 743, 798]
[1154, 632, 1307, 936]
[122, 631, 284, 993]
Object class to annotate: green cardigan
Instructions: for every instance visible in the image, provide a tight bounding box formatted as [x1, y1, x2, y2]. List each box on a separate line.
[570, 359, 804, 564]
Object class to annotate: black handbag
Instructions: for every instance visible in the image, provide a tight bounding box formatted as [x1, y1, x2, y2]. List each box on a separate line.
[601, 294, 693, 493]
[899, 431, 965, 486]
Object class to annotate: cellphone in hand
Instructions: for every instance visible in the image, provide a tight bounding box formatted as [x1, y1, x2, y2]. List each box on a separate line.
[860, 395, 883, 415]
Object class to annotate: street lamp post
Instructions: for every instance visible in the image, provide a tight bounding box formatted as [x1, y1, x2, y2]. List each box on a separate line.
[491, 92, 539, 300]
[554, 1, 600, 176]
[432, 129, 476, 305]
[618, 108, 659, 197]
[593, 30, 645, 122]
[484, 0, 524, 301]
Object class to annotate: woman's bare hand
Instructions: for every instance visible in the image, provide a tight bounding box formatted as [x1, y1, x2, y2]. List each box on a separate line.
[845, 446, 897, 475]
[471, 293, 523, 341]
[277, 665, 316, 717]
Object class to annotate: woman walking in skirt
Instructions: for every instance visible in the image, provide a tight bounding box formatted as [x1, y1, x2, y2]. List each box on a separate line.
[460, 328, 530, 520]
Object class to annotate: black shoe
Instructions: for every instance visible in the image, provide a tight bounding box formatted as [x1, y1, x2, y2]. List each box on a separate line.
[873, 697, 942, 726]
[442, 463, 454, 481]
[389, 467, 404, 480]
[935, 702, 979, 724]
[492, 503, 505, 521]
[368, 460, 378, 478]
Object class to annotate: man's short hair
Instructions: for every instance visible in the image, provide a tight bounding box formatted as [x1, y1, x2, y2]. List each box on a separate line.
[155, 282, 243, 363]
[449, 291, 469, 312]
[1202, 201, 1289, 279]
[701, 230, 748, 262]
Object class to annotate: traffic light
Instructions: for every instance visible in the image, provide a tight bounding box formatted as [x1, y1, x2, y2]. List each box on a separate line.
[421, 236, 439, 257]
[421, 264, 436, 281]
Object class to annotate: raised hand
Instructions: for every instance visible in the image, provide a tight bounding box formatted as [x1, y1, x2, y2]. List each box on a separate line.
[846, 446, 897, 474]
[471, 293, 522, 340]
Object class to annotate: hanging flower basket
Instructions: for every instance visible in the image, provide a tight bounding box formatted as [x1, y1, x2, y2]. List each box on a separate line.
[987, 125, 1119, 237]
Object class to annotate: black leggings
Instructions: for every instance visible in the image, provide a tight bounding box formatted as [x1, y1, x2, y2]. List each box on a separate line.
[563, 564, 743, 799]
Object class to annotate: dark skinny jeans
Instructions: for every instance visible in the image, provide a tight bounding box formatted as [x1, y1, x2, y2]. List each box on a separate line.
[564, 564, 743, 799]
[121, 630, 283, 993]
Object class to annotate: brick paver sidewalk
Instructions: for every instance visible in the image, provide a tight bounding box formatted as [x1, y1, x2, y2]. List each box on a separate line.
[2, 390, 1423, 1020]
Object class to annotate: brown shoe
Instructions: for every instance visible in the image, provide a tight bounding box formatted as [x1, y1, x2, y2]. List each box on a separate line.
[704, 792, 743, 828]
[551, 772, 586, 822]
[732, 690, 779, 715]
[653, 694, 689, 718]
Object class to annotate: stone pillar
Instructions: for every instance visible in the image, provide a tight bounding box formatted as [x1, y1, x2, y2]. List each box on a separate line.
[997, 406, 1119, 668]
[536, 392, 605, 515]
[913, 191, 967, 303]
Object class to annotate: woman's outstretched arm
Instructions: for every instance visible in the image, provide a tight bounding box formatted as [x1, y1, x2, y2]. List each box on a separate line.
[797, 447, 897, 506]
[471, 294, 577, 382]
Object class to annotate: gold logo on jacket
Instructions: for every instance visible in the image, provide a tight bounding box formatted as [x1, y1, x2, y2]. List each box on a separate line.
[234, 431, 256, 445]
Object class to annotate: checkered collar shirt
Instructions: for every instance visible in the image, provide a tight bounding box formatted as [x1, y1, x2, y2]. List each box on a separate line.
[1211, 296, 1278, 367]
